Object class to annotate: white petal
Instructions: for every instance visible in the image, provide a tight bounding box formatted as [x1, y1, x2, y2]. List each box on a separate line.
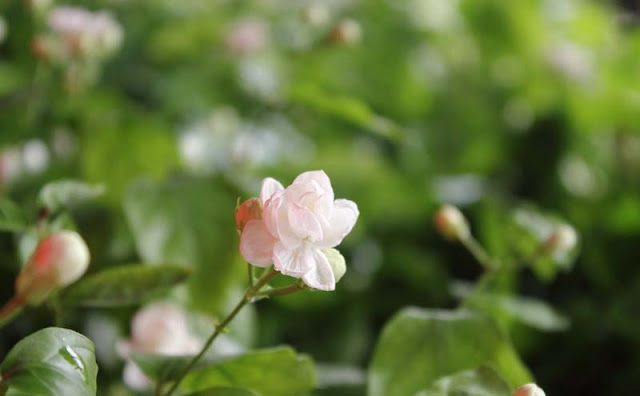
[264, 194, 302, 249]
[240, 220, 276, 267]
[288, 202, 323, 241]
[273, 243, 314, 277]
[293, 170, 334, 201]
[302, 249, 336, 291]
[123, 361, 152, 391]
[320, 199, 359, 247]
[259, 177, 284, 205]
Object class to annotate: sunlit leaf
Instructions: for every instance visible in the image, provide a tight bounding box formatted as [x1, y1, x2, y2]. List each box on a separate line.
[0, 328, 98, 396]
[179, 347, 316, 396]
[368, 308, 531, 396]
[416, 366, 512, 396]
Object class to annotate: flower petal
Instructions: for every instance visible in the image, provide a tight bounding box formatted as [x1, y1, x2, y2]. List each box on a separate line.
[320, 199, 359, 247]
[302, 249, 336, 291]
[264, 194, 301, 249]
[288, 202, 323, 241]
[273, 242, 315, 277]
[259, 177, 284, 205]
[240, 220, 276, 267]
[293, 170, 334, 201]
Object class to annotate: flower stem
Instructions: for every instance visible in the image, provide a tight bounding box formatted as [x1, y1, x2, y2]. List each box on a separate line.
[0, 296, 24, 329]
[162, 268, 279, 396]
[460, 235, 498, 271]
[255, 283, 304, 298]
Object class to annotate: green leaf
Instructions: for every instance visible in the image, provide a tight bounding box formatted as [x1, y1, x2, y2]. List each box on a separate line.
[38, 180, 105, 212]
[455, 286, 570, 332]
[123, 178, 242, 315]
[61, 265, 191, 307]
[131, 352, 193, 383]
[368, 308, 532, 396]
[416, 366, 512, 396]
[187, 388, 259, 396]
[0, 198, 27, 232]
[179, 347, 316, 396]
[0, 327, 98, 396]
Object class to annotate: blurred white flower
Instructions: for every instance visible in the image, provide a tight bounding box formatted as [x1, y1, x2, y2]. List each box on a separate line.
[330, 19, 362, 45]
[546, 41, 594, 83]
[0, 15, 7, 45]
[558, 155, 603, 198]
[225, 18, 269, 55]
[47, 6, 123, 60]
[0, 146, 23, 186]
[118, 302, 202, 391]
[407, 0, 461, 32]
[22, 139, 50, 174]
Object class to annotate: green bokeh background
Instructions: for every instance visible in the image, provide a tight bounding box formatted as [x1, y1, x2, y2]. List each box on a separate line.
[1, 0, 639, 394]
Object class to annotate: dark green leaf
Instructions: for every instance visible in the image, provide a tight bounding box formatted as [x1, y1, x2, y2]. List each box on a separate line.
[416, 366, 512, 396]
[38, 180, 105, 212]
[0, 198, 26, 233]
[61, 265, 191, 307]
[368, 308, 531, 396]
[179, 347, 316, 396]
[0, 327, 98, 396]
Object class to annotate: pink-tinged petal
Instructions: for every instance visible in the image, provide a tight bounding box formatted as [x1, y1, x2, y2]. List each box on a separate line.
[301, 249, 336, 291]
[264, 194, 302, 249]
[320, 199, 359, 248]
[293, 170, 334, 201]
[273, 243, 314, 277]
[240, 220, 276, 267]
[235, 198, 261, 232]
[287, 202, 323, 241]
[259, 177, 284, 205]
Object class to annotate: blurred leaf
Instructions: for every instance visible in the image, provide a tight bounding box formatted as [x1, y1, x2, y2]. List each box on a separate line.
[38, 179, 105, 212]
[61, 265, 191, 307]
[131, 352, 193, 383]
[0, 327, 98, 396]
[289, 85, 404, 141]
[368, 308, 531, 396]
[187, 388, 259, 396]
[123, 177, 241, 315]
[460, 288, 570, 332]
[0, 198, 27, 232]
[416, 366, 512, 396]
[179, 347, 316, 396]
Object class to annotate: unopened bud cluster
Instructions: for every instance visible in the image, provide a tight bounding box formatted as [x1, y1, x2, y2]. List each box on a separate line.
[513, 383, 546, 396]
[434, 204, 470, 241]
[16, 230, 90, 305]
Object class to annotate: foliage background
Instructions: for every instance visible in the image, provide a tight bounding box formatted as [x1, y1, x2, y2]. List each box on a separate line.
[1, 0, 640, 395]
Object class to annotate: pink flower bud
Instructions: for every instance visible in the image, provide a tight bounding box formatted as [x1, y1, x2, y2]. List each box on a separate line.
[513, 383, 546, 396]
[543, 223, 578, 254]
[16, 230, 90, 305]
[236, 197, 262, 233]
[434, 204, 470, 241]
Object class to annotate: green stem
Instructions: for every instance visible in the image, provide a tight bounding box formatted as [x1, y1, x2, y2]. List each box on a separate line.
[460, 235, 498, 271]
[256, 283, 304, 298]
[162, 268, 279, 396]
[0, 296, 24, 329]
[248, 264, 254, 288]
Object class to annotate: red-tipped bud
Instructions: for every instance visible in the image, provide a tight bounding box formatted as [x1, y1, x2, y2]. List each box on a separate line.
[513, 383, 546, 396]
[236, 198, 262, 233]
[542, 223, 577, 255]
[16, 230, 90, 305]
[434, 204, 470, 241]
